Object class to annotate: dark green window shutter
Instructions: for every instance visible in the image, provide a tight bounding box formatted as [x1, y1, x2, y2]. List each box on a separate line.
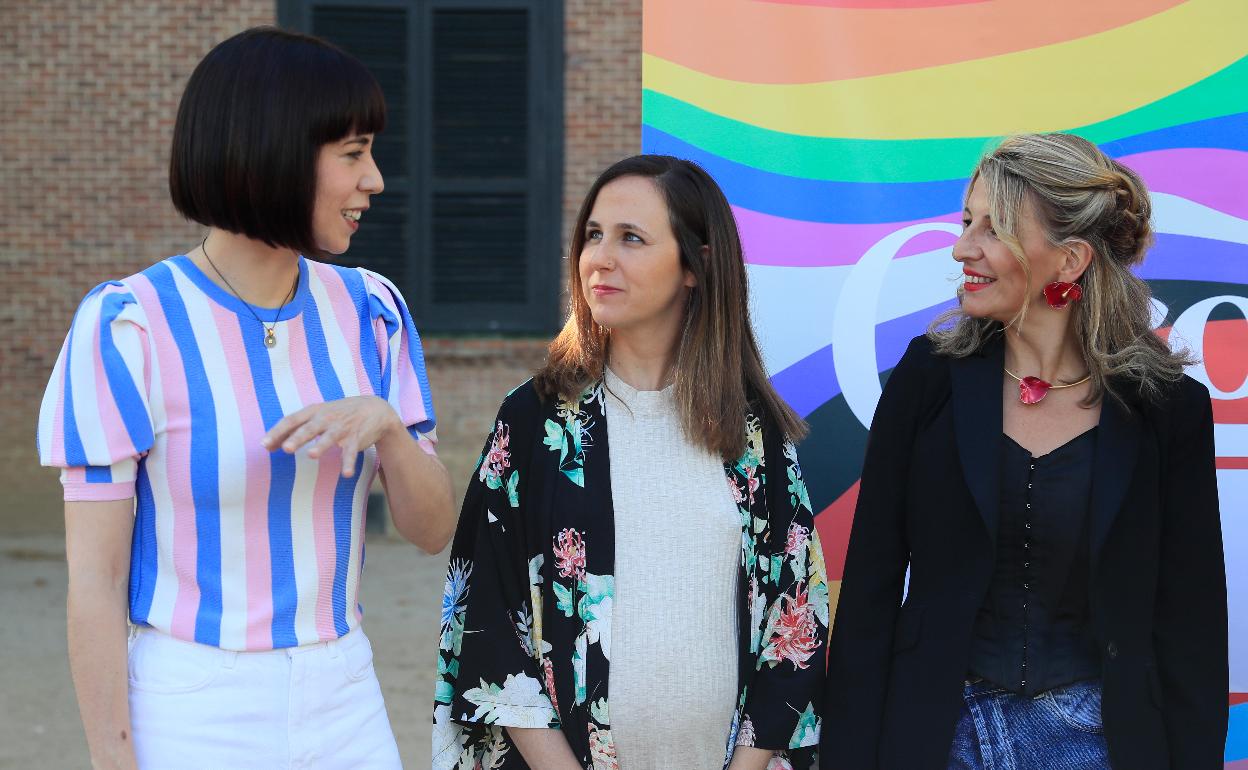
[280, 0, 563, 333]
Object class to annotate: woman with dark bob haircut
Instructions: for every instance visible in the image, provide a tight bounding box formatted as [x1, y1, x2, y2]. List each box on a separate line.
[38, 27, 454, 768]
[433, 155, 829, 769]
[822, 133, 1227, 769]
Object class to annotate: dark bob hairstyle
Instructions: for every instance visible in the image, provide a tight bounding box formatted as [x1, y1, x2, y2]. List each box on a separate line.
[169, 27, 385, 257]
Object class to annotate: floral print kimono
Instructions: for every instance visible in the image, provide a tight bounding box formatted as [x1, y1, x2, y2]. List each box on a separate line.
[433, 379, 829, 770]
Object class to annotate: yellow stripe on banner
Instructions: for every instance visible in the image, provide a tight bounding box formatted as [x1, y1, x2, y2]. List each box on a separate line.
[642, 0, 1247, 140]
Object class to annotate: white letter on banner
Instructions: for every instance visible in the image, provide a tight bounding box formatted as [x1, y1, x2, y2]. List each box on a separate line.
[833, 223, 963, 429]
[1170, 295, 1248, 400]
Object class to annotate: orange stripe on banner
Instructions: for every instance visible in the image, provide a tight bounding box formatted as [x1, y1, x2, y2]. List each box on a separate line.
[815, 480, 860, 581]
[759, 0, 989, 7]
[643, 0, 1185, 84]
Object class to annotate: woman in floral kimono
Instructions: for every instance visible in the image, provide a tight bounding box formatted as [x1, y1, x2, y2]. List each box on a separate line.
[433, 155, 829, 770]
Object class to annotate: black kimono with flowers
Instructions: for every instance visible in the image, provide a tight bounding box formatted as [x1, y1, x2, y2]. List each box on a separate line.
[432, 379, 828, 769]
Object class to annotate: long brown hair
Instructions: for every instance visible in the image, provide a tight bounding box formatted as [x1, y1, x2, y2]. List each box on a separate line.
[534, 155, 806, 460]
[929, 133, 1193, 405]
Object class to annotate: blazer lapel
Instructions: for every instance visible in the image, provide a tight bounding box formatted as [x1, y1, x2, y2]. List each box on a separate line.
[1089, 390, 1142, 571]
[949, 337, 1005, 546]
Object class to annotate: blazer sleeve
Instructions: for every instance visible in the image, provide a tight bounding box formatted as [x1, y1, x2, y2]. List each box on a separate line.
[1153, 378, 1228, 768]
[821, 335, 933, 769]
[433, 384, 559, 769]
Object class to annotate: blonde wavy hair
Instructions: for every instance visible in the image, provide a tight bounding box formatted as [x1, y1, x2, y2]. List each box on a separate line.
[929, 133, 1193, 405]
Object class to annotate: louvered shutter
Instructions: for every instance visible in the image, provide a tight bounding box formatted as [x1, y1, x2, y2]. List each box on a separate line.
[281, 0, 563, 333]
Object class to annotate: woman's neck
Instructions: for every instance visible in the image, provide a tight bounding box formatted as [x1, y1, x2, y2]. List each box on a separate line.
[606, 326, 680, 392]
[1004, 307, 1087, 383]
[191, 228, 302, 308]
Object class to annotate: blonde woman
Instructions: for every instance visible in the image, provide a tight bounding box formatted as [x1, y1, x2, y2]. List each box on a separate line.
[822, 134, 1226, 770]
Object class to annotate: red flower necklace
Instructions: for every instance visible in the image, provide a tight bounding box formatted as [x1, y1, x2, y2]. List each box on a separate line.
[1004, 367, 1091, 405]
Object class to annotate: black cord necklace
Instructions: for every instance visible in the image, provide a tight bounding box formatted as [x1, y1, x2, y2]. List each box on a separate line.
[200, 236, 298, 349]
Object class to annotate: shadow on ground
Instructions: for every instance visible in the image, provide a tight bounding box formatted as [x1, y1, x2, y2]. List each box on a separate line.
[0, 534, 449, 769]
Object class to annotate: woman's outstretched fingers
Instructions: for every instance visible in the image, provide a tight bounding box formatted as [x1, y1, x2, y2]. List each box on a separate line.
[340, 440, 360, 478]
[262, 407, 311, 451]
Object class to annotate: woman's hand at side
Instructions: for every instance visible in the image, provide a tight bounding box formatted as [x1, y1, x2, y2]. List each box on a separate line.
[506, 727, 584, 770]
[727, 746, 775, 770]
[65, 499, 139, 770]
[263, 396, 456, 553]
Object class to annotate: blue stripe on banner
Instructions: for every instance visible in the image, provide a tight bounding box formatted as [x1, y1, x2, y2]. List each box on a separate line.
[84, 465, 113, 483]
[1226, 702, 1248, 762]
[643, 113, 1248, 225]
[1139, 234, 1248, 285]
[772, 300, 957, 418]
[129, 464, 158, 624]
[239, 320, 299, 649]
[642, 125, 966, 224]
[98, 291, 154, 454]
[146, 263, 222, 647]
[299, 294, 355, 637]
[1098, 112, 1248, 157]
[62, 282, 122, 468]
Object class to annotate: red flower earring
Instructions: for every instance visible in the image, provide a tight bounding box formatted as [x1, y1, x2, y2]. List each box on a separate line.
[1043, 281, 1082, 309]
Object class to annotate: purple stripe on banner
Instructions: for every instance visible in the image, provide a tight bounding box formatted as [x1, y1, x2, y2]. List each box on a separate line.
[1139, 234, 1248, 284]
[772, 300, 958, 418]
[1120, 148, 1248, 220]
[735, 147, 1246, 269]
[737, 206, 961, 267]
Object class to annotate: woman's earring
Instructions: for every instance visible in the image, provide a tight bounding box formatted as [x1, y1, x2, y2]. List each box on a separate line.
[1043, 281, 1082, 309]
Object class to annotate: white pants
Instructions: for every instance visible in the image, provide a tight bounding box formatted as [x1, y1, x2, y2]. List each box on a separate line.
[127, 625, 402, 769]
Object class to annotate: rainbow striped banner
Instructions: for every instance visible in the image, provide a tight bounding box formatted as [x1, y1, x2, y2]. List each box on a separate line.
[642, 0, 1248, 762]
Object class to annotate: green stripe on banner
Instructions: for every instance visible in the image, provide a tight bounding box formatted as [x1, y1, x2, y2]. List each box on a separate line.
[641, 55, 1248, 184]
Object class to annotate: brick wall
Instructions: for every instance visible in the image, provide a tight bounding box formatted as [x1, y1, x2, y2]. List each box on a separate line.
[0, 0, 641, 532]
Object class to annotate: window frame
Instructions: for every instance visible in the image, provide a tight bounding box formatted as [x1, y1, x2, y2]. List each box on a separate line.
[278, 0, 565, 334]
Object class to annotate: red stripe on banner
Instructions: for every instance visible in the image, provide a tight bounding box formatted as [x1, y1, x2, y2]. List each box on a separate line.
[815, 480, 860, 581]
[1231, 693, 1248, 706]
[1218, 458, 1248, 470]
[1207, 318, 1248, 398]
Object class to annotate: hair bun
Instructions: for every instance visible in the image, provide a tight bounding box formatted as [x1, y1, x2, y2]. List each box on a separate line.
[1106, 163, 1153, 263]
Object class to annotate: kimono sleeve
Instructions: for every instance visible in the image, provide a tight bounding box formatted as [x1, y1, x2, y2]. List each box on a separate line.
[433, 384, 559, 769]
[737, 433, 829, 766]
[37, 281, 154, 502]
[360, 268, 437, 454]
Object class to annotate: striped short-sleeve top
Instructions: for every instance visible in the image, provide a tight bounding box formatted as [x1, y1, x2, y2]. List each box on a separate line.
[37, 254, 437, 651]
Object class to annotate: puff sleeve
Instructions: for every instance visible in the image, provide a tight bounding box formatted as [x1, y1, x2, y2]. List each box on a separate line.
[361, 268, 438, 454]
[38, 281, 154, 502]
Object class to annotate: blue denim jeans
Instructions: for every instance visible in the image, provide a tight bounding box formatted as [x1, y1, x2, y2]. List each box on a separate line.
[947, 678, 1111, 770]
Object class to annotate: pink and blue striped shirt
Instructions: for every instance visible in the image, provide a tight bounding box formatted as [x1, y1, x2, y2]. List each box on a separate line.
[38, 254, 436, 651]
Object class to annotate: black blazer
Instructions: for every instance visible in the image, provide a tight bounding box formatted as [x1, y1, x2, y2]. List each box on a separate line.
[821, 334, 1227, 770]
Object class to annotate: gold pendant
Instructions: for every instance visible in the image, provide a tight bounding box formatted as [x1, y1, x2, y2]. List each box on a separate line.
[264, 328, 277, 348]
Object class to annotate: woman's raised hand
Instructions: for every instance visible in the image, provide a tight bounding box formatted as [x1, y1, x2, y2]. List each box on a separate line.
[263, 396, 405, 477]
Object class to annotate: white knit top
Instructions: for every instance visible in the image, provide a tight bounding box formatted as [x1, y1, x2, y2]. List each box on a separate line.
[604, 368, 742, 770]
